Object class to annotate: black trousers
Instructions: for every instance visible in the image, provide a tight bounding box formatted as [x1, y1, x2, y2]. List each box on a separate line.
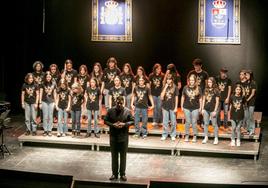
[110, 140, 128, 176]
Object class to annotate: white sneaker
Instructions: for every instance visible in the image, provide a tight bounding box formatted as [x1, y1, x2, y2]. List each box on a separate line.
[184, 135, 189, 142]
[213, 137, 218, 145]
[202, 136, 208, 144]
[160, 136, 166, 141]
[236, 139, 241, 147]
[230, 139, 235, 146]
[192, 136, 197, 143]
[62, 133, 66, 137]
[152, 122, 157, 126]
[57, 133, 61, 137]
[171, 137, 176, 141]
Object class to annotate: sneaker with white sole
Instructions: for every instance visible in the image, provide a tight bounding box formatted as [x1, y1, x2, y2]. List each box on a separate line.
[192, 136, 197, 143]
[160, 136, 166, 141]
[236, 139, 241, 147]
[213, 137, 218, 145]
[184, 135, 189, 142]
[202, 136, 208, 144]
[57, 133, 61, 137]
[230, 139, 235, 146]
[171, 137, 176, 141]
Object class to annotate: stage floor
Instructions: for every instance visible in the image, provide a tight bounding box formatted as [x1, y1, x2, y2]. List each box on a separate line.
[0, 115, 267, 187]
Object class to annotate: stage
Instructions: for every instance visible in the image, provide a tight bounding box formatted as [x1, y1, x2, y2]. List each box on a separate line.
[0, 114, 267, 187]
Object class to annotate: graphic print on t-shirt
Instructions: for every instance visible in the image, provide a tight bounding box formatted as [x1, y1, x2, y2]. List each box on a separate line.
[218, 82, 226, 92]
[136, 90, 145, 102]
[60, 92, 67, 101]
[44, 85, 53, 96]
[107, 72, 116, 83]
[122, 78, 130, 88]
[205, 92, 213, 103]
[165, 87, 174, 100]
[152, 78, 161, 88]
[72, 96, 78, 105]
[112, 91, 121, 103]
[26, 87, 34, 97]
[89, 92, 97, 103]
[66, 73, 73, 84]
[186, 88, 198, 102]
[233, 99, 242, 112]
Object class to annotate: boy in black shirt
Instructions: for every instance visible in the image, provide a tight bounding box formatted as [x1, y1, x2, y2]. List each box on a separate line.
[216, 68, 232, 128]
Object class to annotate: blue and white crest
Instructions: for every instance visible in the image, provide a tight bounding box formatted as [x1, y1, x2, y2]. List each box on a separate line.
[211, 0, 227, 29]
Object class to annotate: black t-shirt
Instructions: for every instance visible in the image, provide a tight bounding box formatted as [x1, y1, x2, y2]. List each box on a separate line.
[182, 85, 202, 110]
[230, 95, 245, 121]
[109, 87, 126, 107]
[64, 69, 78, 88]
[102, 67, 121, 90]
[57, 88, 70, 109]
[32, 72, 45, 87]
[216, 76, 232, 101]
[22, 83, 38, 104]
[104, 107, 133, 142]
[86, 87, 100, 110]
[77, 74, 90, 91]
[51, 73, 61, 87]
[149, 73, 164, 96]
[71, 93, 84, 111]
[244, 80, 257, 106]
[133, 86, 151, 109]
[41, 83, 56, 103]
[120, 73, 134, 95]
[162, 85, 179, 111]
[203, 89, 220, 112]
[187, 70, 209, 92]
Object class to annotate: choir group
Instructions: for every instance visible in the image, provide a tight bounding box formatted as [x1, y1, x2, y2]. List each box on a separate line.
[21, 57, 257, 146]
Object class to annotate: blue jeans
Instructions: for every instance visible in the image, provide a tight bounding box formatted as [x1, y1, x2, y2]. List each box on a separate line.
[42, 102, 55, 132]
[71, 110, 81, 132]
[162, 109, 177, 138]
[153, 96, 162, 123]
[183, 109, 199, 136]
[103, 89, 109, 109]
[125, 94, 132, 109]
[230, 120, 242, 140]
[134, 107, 148, 136]
[87, 110, 99, 133]
[243, 107, 249, 129]
[217, 101, 228, 126]
[24, 103, 37, 132]
[247, 106, 255, 133]
[57, 108, 68, 134]
[203, 110, 218, 138]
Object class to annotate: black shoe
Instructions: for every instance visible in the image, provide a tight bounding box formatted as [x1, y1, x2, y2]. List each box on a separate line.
[109, 175, 118, 181]
[120, 175, 127, 181]
[95, 133, 100, 138]
[32, 132, 37, 136]
[72, 131, 76, 137]
[25, 131, 30, 136]
[85, 133, 91, 137]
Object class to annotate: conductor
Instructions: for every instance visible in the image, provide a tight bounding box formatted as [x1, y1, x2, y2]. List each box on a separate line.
[104, 96, 134, 181]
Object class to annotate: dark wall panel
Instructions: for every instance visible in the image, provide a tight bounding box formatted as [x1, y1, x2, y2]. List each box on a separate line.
[1, 0, 268, 114]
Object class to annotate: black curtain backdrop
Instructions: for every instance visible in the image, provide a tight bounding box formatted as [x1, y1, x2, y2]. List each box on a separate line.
[1, 0, 268, 115]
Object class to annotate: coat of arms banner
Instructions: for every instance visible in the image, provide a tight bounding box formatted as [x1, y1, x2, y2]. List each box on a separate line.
[92, 0, 132, 42]
[198, 0, 240, 44]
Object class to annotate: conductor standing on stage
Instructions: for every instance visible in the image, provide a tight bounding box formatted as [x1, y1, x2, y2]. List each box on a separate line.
[104, 96, 134, 181]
